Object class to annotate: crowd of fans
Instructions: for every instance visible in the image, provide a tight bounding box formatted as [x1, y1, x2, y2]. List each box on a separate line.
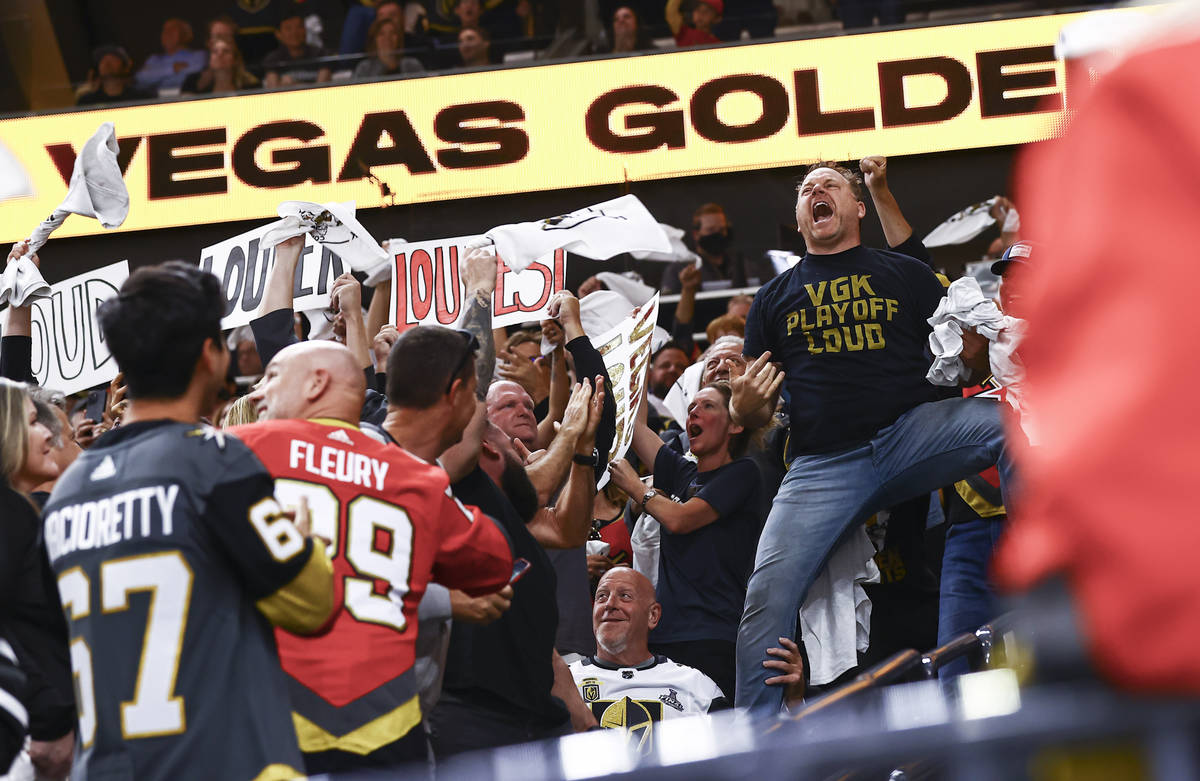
[71, 0, 1018, 106]
[0, 152, 1030, 777]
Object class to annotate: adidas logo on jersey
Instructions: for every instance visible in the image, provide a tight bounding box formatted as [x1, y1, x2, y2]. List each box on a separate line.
[90, 455, 117, 481]
[327, 429, 354, 446]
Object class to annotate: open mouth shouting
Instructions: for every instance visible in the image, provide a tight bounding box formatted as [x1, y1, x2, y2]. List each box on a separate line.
[812, 200, 834, 226]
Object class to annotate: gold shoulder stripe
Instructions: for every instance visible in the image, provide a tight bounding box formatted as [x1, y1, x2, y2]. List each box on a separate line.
[251, 763, 305, 781]
[935, 272, 951, 288]
[256, 542, 335, 635]
[953, 479, 1006, 519]
[293, 695, 422, 755]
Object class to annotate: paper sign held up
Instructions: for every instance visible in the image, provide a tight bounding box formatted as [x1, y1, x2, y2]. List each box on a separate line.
[594, 294, 659, 487]
[0, 260, 129, 396]
[200, 224, 349, 329]
[389, 235, 568, 329]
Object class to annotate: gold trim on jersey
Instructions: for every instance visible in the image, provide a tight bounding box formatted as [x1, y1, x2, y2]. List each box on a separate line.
[256, 541, 336, 635]
[307, 418, 360, 430]
[251, 763, 306, 781]
[292, 694, 421, 755]
[953, 478, 1007, 519]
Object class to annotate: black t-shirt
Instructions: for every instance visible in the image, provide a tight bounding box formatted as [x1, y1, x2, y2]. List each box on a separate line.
[744, 244, 946, 457]
[444, 466, 567, 726]
[649, 449, 763, 645]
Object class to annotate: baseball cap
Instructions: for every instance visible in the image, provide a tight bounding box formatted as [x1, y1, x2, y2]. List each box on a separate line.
[699, 0, 724, 15]
[92, 44, 131, 68]
[990, 240, 1035, 276]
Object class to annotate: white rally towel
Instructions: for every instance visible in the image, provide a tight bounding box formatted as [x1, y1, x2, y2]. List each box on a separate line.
[926, 276, 1021, 386]
[261, 200, 388, 272]
[0, 257, 50, 307]
[595, 271, 655, 307]
[922, 198, 998, 248]
[798, 526, 880, 686]
[485, 194, 671, 273]
[629, 223, 702, 268]
[0, 139, 34, 203]
[363, 237, 405, 287]
[24, 122, 129, 253]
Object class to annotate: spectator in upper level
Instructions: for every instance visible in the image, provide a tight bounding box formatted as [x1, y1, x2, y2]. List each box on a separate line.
[339, 0, 403, 54]
[263, 12, 332, 87]
[597, 6, 657, 54]
[353, 16, 425, 77]
[838, 0, 903, 29]
[77, 46, 152, 106]
[660, 203, 775, 293]
[181, 38, 260, 95]
[665, 0, 721, 47]
[456, 26, 493, 67]
[207, 14, 238, 44]
[134, 18, 208, 92]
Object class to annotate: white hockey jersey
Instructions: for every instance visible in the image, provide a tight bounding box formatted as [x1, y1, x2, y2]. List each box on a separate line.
[569, 655, 726, 752]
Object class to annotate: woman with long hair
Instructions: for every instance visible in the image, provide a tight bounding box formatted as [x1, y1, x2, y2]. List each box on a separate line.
[1, 379, 60, 498]
[0, 377, 74, 778]
[354, 16, 425, 78]
[180, 37, 259, 95]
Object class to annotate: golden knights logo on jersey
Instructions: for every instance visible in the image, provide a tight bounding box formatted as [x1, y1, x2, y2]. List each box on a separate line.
[569, 655, 725, 755]
[595, 697, 663, 753]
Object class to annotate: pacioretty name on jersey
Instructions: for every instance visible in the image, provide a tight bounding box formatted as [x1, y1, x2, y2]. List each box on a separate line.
[44, 485, 181, 563]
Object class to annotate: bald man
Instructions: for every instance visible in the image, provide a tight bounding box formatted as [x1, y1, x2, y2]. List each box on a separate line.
[570, 567, 805, 746]
[569, 568, 726, 750]
[486, 380, 539, 450]
[233, 341, 514, 774]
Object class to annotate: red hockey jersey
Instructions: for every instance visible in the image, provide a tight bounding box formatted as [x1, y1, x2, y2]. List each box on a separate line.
[231, 418, 512, 753]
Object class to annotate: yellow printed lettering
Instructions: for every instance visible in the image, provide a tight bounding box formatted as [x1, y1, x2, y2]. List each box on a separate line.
[831, 301, 849, 323]
[815, 306, 832, 328]
[830, 275, 852, 302]
[804, 331, 823, 354]
[852, 299, 869, 320]
[822, 329, 842, 352]
[842, 325, 865, 351]
[886, 299, 899, 320]
[865, 323, 885, 349]
[804, 281, 827, 306]
[869, 298, 885, 320]
[851, 274, 876, 297]
[786, 311, 799, 336]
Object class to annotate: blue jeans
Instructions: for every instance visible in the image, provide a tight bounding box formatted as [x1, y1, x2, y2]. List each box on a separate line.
[734, 397, 1010, 713]
[936, 518, 1005, 678]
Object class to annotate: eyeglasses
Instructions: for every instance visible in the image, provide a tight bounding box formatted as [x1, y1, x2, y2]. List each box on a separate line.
[445, 329, 481, 395]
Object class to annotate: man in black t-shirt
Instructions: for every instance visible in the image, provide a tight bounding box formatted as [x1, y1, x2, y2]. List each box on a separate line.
[732, 162, 1011, 714]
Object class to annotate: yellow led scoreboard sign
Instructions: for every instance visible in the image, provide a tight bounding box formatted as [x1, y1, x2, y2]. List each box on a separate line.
[0, 7, 1144, 240]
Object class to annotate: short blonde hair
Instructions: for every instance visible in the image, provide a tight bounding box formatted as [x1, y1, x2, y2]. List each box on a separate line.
[0, 379, 32, 485]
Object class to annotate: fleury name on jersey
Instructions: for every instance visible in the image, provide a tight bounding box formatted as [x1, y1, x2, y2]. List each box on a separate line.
[287, 439, 389, 491]
[43, 484, 180, 563]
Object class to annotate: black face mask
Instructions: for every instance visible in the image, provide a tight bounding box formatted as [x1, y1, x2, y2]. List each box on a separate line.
[697, 230, 732, 256]
[500, 454, 540, 524]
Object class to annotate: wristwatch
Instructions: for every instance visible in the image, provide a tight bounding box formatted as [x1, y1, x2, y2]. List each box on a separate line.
[640, 488, 657, 507]
[573, 448, 599, 467]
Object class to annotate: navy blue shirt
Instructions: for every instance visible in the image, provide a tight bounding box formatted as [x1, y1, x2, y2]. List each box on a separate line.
[744, 244, 945, 457]
[650, 449, 763, 645]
